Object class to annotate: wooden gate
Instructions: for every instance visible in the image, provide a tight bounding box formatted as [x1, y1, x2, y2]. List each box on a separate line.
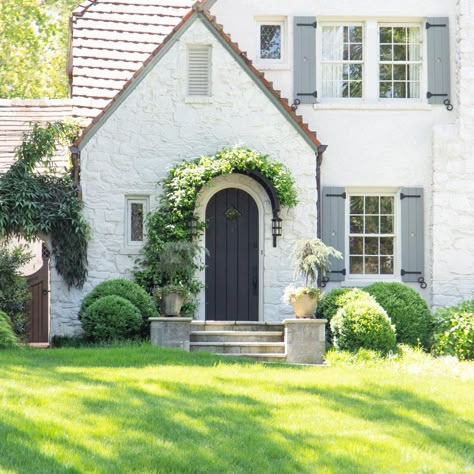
[26, 244, 50, 343]
[205, 188, 259, 321]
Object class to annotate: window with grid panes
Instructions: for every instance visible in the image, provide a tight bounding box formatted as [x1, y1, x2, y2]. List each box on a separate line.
[349, 195, 395, 275]
[379, 26, 422, 98]
[321, 25, 364, 98]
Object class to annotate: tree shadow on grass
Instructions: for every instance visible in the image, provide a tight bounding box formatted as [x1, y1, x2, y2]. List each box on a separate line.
[287, 382, 474, 470]
[0, 361, 364, 473]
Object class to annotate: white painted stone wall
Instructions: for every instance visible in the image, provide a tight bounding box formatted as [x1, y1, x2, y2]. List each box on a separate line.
[50, 17, 318, 335]
[431, 0, 474, 306]
[211, 0, 460, 302]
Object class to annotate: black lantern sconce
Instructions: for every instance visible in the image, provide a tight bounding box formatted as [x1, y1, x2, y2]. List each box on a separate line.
[272, 215, 282, 247]
[188, 215, 199, 238]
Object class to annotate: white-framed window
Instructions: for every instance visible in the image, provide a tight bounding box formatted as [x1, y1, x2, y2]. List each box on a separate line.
[379, 25, 423, 99]
[187, 45, 212, 97]
[256, 17, 287, 66]
[317, 19, 425, 102]
[347, 192, 397, 277]
[321, 24, 364, 98]
[125, 196, 149, 248]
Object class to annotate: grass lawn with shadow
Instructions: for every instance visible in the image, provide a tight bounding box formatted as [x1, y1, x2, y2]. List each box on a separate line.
[0, 345, 473, 473]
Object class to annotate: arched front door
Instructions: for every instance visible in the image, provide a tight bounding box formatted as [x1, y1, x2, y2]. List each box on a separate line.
[205, 188, 259, 321]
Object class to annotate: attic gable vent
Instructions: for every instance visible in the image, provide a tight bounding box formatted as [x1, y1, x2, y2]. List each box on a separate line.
[188, 45, 212, 96]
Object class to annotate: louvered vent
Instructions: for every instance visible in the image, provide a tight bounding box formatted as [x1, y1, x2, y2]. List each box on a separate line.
[188, 46, 211, 96]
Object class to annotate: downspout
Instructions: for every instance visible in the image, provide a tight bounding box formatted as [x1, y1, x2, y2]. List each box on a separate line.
[316, 144, 328, 239]
[70, 146, 82, 201]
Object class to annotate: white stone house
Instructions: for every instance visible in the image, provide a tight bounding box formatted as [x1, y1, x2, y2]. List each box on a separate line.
[4, 0, 472, 338]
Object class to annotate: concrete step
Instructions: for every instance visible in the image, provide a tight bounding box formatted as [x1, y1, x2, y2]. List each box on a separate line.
[190, 330, 283, 343]
[216, 353, 287, 363]
[191, 321, 283, 332]
[190, 341, 286, 354]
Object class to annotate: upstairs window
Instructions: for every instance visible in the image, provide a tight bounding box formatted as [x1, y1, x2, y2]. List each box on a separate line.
[379, 26, 422, 99]
[188, 45, 212, 96]
[321, 25, 364, 98]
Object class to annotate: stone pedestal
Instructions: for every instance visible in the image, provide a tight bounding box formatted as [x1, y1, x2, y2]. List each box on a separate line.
[149, 317, 192, 351]
[284, 319, 327, 364]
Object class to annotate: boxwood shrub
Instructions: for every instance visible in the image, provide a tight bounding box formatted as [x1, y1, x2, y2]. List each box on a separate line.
[81, 295, 143, 342]
[331, 299, 397, 354]
[316, 288, 374, 345]
[432, 300, 474, 361]
[80, 279, 157, 335]
[0, 311, 17, 349]
[364, 282, 433, 349]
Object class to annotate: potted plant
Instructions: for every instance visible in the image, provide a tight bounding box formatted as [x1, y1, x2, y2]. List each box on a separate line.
[284, 238, 342, 318]
[154, 241, 202, 317]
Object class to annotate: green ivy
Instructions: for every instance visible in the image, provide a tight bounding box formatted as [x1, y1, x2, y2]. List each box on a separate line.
[0, 121, 90, 288]
[135, 147, 297, 303]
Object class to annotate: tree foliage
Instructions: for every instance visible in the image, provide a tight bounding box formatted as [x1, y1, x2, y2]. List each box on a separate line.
[0, 121, 89, 288]
[0, 0, 81, 98]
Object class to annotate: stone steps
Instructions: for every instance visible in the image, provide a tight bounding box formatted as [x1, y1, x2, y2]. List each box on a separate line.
[190, 330, 283, 343]
[190, 341, 285, 354]
[189, 321, 285, 360]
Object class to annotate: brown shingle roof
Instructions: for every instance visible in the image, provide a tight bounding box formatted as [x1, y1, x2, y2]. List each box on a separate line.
[70, 0, 197, 122]
[74, 4, 321, 150]
[0, 99, 73, 174]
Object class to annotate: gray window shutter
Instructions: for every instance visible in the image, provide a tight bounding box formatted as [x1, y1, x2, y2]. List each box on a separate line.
[294, 16, 317, 104]
[400, 188, 425, 285]
[322, 187, 346, 281]
[426, 17, 450, 105]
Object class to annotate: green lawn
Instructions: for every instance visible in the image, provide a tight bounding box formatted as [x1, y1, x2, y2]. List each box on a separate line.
[0, 346, 473, 474]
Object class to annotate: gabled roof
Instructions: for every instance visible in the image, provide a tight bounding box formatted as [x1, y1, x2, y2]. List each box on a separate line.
[74, 4, 322, 152]
[70, 0, 201, 122]
[0, 99, 73, 174]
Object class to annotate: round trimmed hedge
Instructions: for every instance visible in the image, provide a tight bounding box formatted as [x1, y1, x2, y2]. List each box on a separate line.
[432, 300, 474, 360]
[80, 279, 157, 334]
[0, 311, 17, 349]
[81, 295, 143, 342]
[364, 282, 433, 349]
[331, 300, 397, 354]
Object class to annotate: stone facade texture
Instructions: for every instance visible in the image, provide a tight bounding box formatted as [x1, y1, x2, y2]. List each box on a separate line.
[50, 18, 318, 335]
[432, 0, 474, 306]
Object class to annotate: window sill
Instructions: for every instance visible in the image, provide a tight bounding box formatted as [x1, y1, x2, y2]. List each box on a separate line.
[313, 101, 432, 112]
[341, 278, 402, 288]
[185, 96, 213, 104]
[120, 246, 143, 256]
[254, 61, 290, 71]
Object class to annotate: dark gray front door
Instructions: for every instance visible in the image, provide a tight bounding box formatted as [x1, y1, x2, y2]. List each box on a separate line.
[205, 188, 259, 321]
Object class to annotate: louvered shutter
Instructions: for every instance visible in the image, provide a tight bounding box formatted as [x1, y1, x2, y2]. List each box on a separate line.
[426, 18, 451, 105]
[322, 187, 346, 281]
[188, 46, 211, 96]
[294, 17, 317, 104]
[400, 188, 425, 284]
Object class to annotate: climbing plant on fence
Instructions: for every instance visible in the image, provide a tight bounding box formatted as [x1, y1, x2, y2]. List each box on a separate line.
[135, 147, 298, 296]
[0, 121, 89, 288]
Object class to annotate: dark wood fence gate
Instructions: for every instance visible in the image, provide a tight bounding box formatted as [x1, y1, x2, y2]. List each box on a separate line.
[26, 244, 50, 343]
[205, 188, 259, 321]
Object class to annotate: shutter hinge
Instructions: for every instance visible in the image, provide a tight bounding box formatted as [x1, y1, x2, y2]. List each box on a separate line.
[401, 271, 427, 289]
[426, 22, 447, 29]
[320, 269, 346, 287]
[400, 193, 421, 200]
[427, 93, 454, 111]
[297, 91, 318, 98]
[297, 21, 317, 28]
[326, 192, 346, 199]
